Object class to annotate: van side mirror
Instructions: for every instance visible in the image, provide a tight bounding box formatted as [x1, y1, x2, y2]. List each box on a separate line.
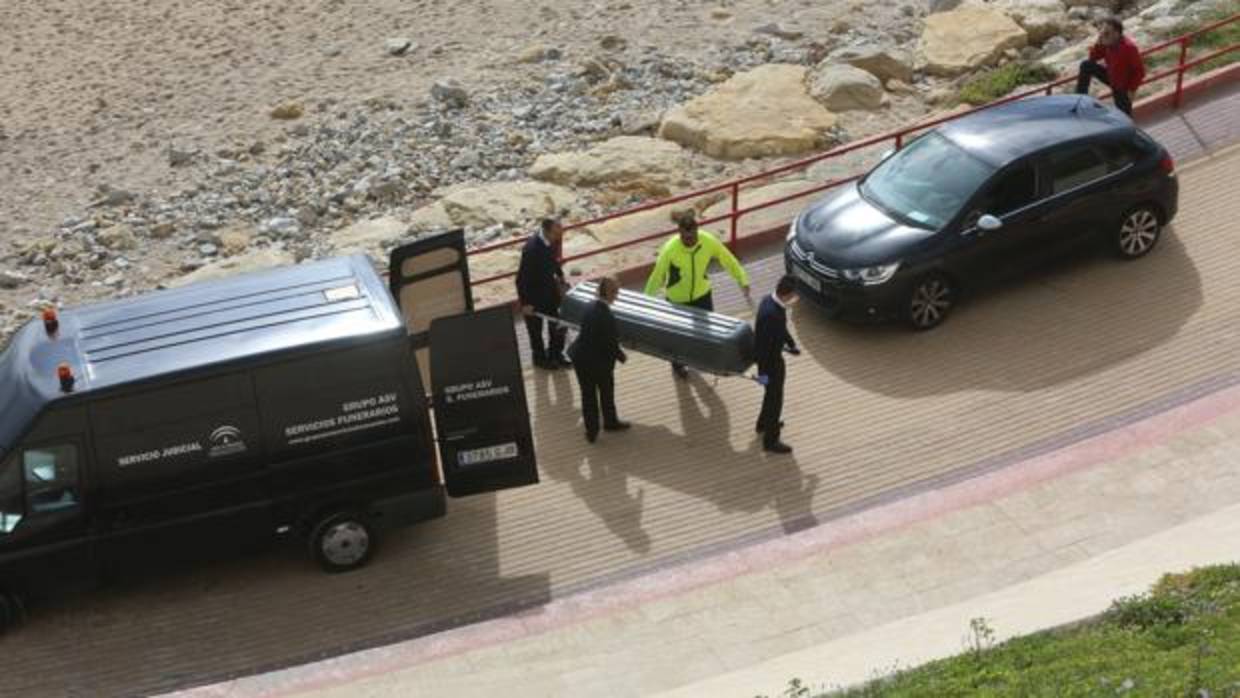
[977, 214, 1003, 232]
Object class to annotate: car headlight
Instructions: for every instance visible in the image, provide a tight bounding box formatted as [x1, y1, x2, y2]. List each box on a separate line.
[842, 262, 900, 285]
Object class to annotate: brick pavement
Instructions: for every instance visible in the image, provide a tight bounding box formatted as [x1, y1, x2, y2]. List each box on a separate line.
[2, 81, 1237, 698]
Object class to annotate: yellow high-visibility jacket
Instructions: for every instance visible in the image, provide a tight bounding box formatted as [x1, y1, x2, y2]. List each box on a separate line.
[644, 230, 748, 304]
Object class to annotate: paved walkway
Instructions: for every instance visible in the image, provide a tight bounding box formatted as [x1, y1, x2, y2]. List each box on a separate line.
[217, 372, 1240, 698]
[154, 89, 1240, 698]
[4, 81, 1235, 698]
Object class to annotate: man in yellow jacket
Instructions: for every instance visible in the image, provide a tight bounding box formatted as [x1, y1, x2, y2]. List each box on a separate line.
[644, 211, 751, 378]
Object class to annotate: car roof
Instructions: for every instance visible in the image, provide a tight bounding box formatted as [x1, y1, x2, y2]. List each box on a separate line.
[1, 254, 403, 453]
[935, 95, 1134, 168]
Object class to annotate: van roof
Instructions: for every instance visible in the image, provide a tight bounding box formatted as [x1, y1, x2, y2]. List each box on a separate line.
[1, 255, 404, 457]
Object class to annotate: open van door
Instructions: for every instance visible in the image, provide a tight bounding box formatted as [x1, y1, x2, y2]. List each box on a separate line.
[389, 229, 475, 392]
[389, 233, 539, 497]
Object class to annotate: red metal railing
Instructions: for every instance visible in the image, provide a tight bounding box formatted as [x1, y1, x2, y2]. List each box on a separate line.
[465, 13, 1239, 294]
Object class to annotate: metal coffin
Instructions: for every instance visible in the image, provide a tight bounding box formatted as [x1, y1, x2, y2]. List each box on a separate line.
[560, 282, 755, 376]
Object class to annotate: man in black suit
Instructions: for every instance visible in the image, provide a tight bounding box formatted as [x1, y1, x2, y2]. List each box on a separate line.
[516, 217, 571, 370]
[568, 277, 631, 443]
[754, 274, 801, 455]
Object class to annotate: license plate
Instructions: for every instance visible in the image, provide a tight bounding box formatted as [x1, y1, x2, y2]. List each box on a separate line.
[791, 264, 821, 292]
[457, 442, 519, 466]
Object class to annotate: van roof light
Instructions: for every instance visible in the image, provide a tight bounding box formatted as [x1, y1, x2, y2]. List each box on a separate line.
[43, 307, 60, 337]
[57, 363, 76, 393]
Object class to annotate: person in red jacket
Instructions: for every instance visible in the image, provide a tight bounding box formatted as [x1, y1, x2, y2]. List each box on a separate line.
[1075, 16, 1146, 116]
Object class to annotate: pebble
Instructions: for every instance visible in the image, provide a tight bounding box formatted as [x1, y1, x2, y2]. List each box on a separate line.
[0, 270, 28, 289]
[385, 38, 414, 56]
[431, 80, 470, 108]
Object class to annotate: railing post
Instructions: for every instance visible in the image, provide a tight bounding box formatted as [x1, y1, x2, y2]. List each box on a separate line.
[729, 182, 740, 249]
[894, 133, 903, 150]
[1045, 84, 1053, 96]
[1173, 36, 1190, 109]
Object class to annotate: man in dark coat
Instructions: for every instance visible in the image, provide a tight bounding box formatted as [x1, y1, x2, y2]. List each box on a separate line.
[754, 274, 800, 455]
[568, 277, 631, 443]
[516, 217, 571, 370]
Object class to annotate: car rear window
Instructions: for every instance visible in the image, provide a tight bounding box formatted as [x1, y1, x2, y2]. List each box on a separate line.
[1097, 140, 1139, 173]
[1047, 146, 1108, 194]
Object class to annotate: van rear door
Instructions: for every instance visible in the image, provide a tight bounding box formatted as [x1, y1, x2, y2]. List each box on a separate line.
[389, 233, 539, 497]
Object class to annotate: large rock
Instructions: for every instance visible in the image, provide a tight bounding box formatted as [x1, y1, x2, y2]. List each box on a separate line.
[991, 0, 1071, 46]
[331, 216, 408, 258]
[406, 201, 456, 233]
[440, 181, 580, 229]
[808, 64, 887, 112]
[702, 180, 818, 240]
[831, 45, 914, 84]
[168, 248, 296, 288]
[806, 146, 888, 183]
[529, 136, 693, 196]
[658, 64, 838, 160]
[920, 8, 1028, 76]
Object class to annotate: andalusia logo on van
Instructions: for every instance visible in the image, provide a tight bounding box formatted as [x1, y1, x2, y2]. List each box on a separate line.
[208, 425, 247, 458]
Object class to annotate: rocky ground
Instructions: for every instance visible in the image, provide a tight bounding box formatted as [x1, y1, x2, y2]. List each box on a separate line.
[0, 0, 1226, 339]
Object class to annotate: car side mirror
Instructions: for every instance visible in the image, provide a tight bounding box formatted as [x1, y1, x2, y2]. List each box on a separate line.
[977, 214, 1003, 232]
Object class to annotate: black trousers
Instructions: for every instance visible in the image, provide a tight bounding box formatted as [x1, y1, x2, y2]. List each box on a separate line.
[757, 361, 786, 446]
[1075, 60, 1132, 116]
[670, 292, 714, 372]
[524, 309, 566, 362]
[574, 364, 619, 437]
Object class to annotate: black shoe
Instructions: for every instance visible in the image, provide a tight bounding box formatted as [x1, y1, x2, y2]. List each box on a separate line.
[755, 420, 785, 433]
[585, 431, 598, 443]
[672, 364, 689, 380]
[603, 420, 631, 432]
[764, 441, 793, 455]
[554, 354, 574, 368]
[534, 357, 559, 370]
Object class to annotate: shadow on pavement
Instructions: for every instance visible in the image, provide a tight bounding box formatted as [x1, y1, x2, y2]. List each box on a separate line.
[793, 235, 1203, 397]
[535, 370, 819, 549]
[2, 459, 550, 697]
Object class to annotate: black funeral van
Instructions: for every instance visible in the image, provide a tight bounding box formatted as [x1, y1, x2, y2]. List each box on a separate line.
[0, 231, 538, 630]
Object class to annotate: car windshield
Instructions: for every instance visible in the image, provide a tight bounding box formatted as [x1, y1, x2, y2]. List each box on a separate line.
[860, 132, 997, 230]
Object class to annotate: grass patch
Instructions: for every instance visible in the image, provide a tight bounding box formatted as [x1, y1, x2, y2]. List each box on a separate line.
[767, 564, 1240, 697]
[1147, 5, 1240, 79]
[956, 62, 1060, 106]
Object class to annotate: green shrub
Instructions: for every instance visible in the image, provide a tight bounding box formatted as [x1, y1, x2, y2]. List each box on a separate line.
[814, 563, 1240, 697]
[1108, 592, 1192, 631]
[957, 62, 1060, 106]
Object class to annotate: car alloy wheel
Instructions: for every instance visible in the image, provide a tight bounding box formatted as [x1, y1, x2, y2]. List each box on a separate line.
[907, 274, 954, 330]
[311, 511, 375, 573]
[1116, 205, 1161, 259]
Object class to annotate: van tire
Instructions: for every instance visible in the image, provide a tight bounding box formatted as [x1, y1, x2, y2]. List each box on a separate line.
[309, 511, 375, 573]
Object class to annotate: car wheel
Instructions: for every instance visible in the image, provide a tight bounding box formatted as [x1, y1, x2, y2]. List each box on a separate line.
[310, 511, 375, 573]
[906, 274, 955, 330]
[1114, 205, 1162, 260]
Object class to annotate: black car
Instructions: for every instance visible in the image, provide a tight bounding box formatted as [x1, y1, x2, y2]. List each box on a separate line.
[785, 95, 1179, 329]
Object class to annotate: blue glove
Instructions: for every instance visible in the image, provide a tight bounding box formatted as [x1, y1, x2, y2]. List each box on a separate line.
[756, 374, 770, 386]
[786, 346, 801, 356]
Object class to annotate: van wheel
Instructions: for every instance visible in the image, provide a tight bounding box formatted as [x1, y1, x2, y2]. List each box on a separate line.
[0, 591, 25, 633]
[310, 511, 375, 573]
